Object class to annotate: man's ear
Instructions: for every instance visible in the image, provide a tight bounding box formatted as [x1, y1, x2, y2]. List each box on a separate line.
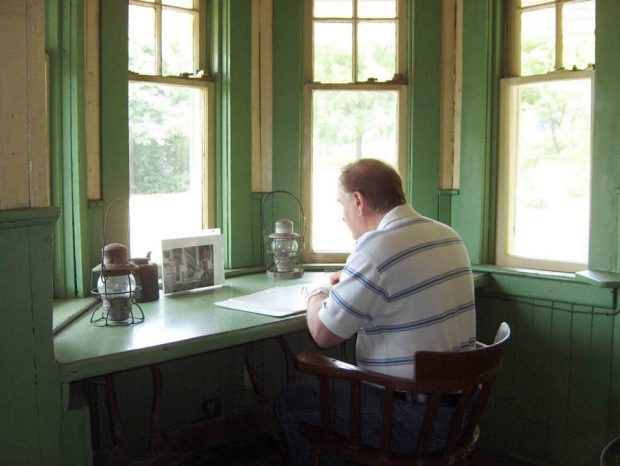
[351, 191, 366, 214]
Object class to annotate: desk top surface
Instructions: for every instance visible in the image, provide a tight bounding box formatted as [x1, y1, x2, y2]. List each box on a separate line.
[54, 272, 327, 383]
[54, 271, 490, 383]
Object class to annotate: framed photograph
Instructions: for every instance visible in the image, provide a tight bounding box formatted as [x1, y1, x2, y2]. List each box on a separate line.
[161, 229, 224, 294]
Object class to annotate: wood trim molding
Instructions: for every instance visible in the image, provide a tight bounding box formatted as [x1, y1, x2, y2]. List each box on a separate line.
[0, 207, 60, 230]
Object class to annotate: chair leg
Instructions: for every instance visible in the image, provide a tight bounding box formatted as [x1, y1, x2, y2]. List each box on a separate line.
[311, 446, 322, 466]
[601, 436, 620, 466]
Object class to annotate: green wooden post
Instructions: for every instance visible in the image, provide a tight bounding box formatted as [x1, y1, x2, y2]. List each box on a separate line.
[409, 0, 441, 219]
[0, 209, 61, 464]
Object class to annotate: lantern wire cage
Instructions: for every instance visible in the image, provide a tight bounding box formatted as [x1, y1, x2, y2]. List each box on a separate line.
[260, 190, 306, 279]
[90, 198, 145, 326]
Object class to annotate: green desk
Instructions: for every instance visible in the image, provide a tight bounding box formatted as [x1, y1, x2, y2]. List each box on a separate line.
[55, 270, 490, 459]
[54, 271, 491, 384]
[54, 272, 328, 384]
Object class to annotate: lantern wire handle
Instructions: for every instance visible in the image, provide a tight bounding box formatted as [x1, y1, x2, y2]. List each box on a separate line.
[260, 190, 305, 265]
[100, 197, 130, 276]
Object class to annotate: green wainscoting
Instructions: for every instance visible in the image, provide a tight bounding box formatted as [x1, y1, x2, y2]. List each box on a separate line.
[476, 274, 620, 465]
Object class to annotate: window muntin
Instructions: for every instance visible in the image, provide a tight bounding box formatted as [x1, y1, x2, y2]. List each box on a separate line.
[128, 0, 212, 262]
[305, 0, 406, 261]
[497, 0, 594, 272]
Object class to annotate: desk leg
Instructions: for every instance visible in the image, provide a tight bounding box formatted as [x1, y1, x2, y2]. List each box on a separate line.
[276, 336, 295, 385]
[149, 364, 163, 452]
[244, 336, 295, 405]
[104, 374, 124, 447]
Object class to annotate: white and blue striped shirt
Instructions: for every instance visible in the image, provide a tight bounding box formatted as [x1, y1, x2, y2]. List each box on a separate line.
[319, 204, 476, 379]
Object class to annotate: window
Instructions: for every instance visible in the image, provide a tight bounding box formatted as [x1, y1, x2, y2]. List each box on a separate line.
[303, 0, 407, 262]
[496, 0, 594, 272]
[128, 0, 213, 263]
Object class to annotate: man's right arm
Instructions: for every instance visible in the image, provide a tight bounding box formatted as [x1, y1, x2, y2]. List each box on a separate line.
[306, 292, 345, 348]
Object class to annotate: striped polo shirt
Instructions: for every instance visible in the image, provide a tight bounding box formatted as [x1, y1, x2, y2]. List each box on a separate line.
[319, 204, 476, 379]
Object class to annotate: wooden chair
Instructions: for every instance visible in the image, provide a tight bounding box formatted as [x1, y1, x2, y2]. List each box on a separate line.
[295, 322, 511, 465]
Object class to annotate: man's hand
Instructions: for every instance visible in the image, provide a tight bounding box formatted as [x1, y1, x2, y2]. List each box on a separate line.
[328, 270, 342, 285]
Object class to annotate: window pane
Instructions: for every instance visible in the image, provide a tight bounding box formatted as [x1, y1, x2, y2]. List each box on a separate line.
[563, 1, 595, 70]
[358, 0, 396, 18]
[511, 79, 591, 264]
[128, 4, 156, 74]
[314, 0, 352, 18]
[520, 7, 555, 75]
[128, 82, 206, 262]
[311, 90, 399, 252]
[162, 8, 196, 76]
[357, 21, 396, 81]
[314, 22, 353, 83]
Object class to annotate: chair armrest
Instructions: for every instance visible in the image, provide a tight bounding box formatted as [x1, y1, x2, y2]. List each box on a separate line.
[296, 352, 415, 392]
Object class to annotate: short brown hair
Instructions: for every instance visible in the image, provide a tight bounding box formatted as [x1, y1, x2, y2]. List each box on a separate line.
[339, 159, 406, 212]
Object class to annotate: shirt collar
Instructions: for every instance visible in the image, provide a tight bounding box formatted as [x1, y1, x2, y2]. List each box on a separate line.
[377, 204, 419, 230]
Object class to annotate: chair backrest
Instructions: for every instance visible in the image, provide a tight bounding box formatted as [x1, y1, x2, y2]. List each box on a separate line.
[296, 321, 511, 465]
[411, 322, 511, 459]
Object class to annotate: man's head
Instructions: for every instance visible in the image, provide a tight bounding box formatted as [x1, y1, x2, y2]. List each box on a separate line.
[337, 159, 406, 239]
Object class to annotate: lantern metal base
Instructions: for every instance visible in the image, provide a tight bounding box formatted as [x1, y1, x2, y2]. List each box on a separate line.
[266, 267, 304, 280]
[90, 300, 145, 327]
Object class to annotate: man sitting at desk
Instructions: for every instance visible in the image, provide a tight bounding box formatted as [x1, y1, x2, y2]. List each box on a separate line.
[275, 158, 476, 463]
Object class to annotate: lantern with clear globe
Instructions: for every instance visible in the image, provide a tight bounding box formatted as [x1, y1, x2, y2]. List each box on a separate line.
[91, 242, 144, 325]
[261, 191, 305, 280]
[267, 219, 303, 278]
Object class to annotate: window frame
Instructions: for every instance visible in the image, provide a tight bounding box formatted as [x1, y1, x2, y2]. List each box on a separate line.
[127, 0, 216, 237]
[301, 0, 408, 264]
[496, 0, 595, 272]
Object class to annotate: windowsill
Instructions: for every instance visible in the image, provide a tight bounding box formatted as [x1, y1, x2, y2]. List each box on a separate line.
[473, 264, 620, 290]
[53, 297, 98, 335]
[472, 264, 577, 282]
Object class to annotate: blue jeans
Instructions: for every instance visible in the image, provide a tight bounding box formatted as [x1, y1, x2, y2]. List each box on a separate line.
[274, 380, 454, 465]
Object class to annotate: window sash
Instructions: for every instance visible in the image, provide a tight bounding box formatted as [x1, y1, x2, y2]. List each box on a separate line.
[128, 0, 206, 77]
[304, 0, 407, 83]
[127, 0, 214, 261]
[496, 70, 593, 272]
[302, 86, 407, 263]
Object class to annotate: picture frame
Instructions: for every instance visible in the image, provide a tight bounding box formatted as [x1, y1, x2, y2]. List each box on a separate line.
[161, 229, 224, 294]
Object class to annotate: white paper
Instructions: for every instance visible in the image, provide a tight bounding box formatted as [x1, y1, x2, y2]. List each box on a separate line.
[215, 283, 311, 317]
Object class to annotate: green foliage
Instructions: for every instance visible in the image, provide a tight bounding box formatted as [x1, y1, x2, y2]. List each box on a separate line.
[128, 83, 192, 194]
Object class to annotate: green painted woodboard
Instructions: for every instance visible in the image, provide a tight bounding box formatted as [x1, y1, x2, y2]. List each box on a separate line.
[589, 1, 620, 272]
[475, 288, 620, 465]
[272, 0, 303, 197]
[450, 0, 500, 264]
[409, 0, 441, 219]
[0, 209, 61, 464]
[226, 0, 256, 268]
[99, 0, 130, 252]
